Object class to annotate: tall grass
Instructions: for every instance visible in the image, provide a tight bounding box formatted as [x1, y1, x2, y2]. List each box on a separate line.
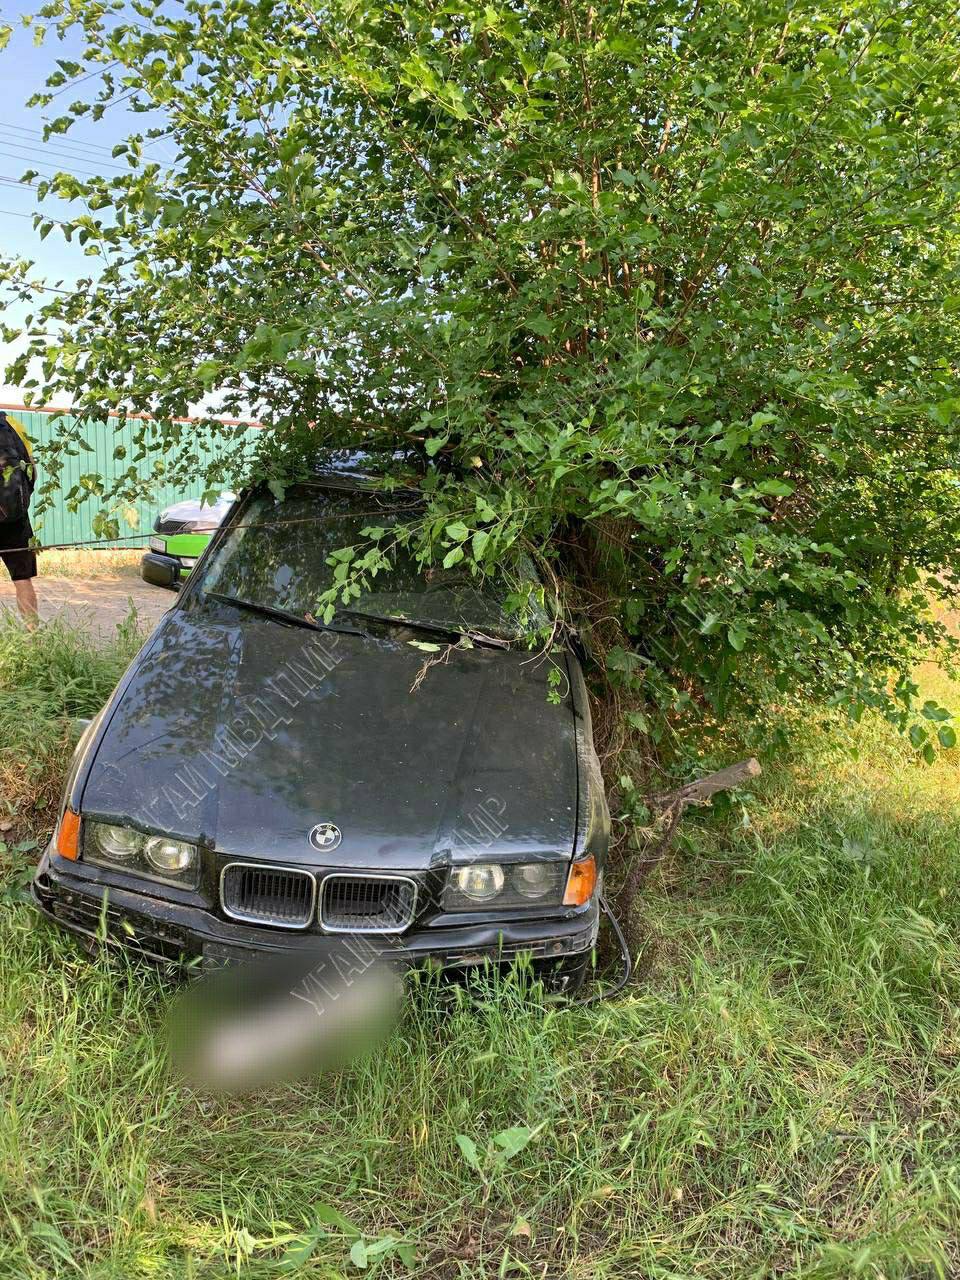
[0, 621, 958, 1278]
[0, 612, 143, 826]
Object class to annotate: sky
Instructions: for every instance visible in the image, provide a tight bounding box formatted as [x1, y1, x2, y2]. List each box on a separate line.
[0, 11, 174, 405]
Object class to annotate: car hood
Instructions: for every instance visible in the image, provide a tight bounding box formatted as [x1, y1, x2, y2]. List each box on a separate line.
[157, 494, 235, 527]
[80, 606, 579, 870]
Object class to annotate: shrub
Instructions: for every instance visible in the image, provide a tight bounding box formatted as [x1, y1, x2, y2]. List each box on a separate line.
[4, 2, 959, 746]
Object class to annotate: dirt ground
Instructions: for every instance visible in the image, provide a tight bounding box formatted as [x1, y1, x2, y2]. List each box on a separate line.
[0, 571, 171, 639]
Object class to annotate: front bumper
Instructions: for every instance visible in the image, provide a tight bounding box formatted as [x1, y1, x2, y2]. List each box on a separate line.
[142, 529, 210, 580]
[32, 848, 600, 978]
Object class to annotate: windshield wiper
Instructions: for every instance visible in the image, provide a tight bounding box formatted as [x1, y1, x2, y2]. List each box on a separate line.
[333, 608, 511, 650]
[204, 591, 366, 637]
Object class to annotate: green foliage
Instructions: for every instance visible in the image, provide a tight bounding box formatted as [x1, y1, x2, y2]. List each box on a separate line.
[4, 0, 960, 738]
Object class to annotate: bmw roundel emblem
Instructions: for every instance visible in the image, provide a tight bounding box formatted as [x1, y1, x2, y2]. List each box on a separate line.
[309, 822, 342, 852]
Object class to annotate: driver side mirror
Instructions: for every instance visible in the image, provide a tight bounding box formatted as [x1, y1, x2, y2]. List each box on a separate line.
[141, 554, 180, 591]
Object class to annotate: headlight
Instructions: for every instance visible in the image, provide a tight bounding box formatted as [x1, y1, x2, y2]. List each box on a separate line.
[94, 823, 142, 860]
[443, 861, 567, 911]
[144, 835, 196, 874]
[84, 820, 199, 886]
[449, 863, 504, 902]
[512, 863, 555, 899]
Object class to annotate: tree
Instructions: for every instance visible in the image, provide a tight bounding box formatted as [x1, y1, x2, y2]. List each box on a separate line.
[4, 0, 960, 752]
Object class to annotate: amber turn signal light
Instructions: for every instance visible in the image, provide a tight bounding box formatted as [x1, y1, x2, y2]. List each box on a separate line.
[55, 809, 80, 861]
[563, 854, 597, 906]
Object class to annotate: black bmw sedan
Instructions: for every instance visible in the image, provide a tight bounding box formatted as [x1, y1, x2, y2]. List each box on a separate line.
[34, 453, 609, 990]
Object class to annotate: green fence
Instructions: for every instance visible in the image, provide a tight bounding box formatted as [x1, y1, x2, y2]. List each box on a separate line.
[3, 406, 261, 548]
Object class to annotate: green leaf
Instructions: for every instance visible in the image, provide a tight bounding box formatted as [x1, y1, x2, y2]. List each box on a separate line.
[442, 545, 465, 568]
[279, 1230, 322, 1269]
[349, 1238, 368, 1269]
[938, 725, 956, 749]
[160, 201, 184, 226]
[726, 625, 747, 652]
[755, 479, 794, 497]
[492, 1126, 535, 1160]
[455, 1134, 481, 1169]
[526, 313, 553, 336]
[311, 1203, 361, 1237]
[396, 1242, 417, 1269]
[921, 701, 951, 722]
[421, 241, 450, 278]
[194, 359, 221, 389]
[445, 520, 469, 542]
[365, 1235, 400, 1258]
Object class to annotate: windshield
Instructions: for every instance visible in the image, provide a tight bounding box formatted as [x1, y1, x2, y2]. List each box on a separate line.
[198, 484, 537, 639]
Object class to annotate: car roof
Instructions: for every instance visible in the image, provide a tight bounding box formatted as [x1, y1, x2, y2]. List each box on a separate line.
[288, 447, 425, 490]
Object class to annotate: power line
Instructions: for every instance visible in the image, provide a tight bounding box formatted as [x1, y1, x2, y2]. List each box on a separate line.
[0, 124, 186, 176]
[0, 153, 106, 180]
[0, 207, 77, 227]
[0, 165, 101, 187]
[43, 59, 122, 103]
[0, 136, 130, 173]
[2, 124, 173, 165]
[3, 280, 89, 295]
[0, 123, 124, 159]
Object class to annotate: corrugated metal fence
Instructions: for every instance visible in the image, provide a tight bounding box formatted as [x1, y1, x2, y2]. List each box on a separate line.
[2, 405, 261, 548]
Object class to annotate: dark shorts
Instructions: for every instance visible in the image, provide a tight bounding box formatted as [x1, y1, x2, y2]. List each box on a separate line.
[0, 515, 37, 582]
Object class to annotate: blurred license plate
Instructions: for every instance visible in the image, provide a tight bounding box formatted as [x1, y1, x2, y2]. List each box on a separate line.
[149, 536, 165, 552]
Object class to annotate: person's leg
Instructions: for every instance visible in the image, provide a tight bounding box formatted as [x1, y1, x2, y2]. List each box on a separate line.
[1, 519, 39, 625]
[14, 576, 38, 623]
